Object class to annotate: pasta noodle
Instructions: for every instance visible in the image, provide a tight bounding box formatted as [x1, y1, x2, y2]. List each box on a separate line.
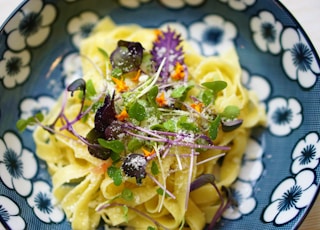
[33, 17, 266, 230]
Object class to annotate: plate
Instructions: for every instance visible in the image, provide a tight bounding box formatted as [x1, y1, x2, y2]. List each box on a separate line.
[1, 0, 320, 229]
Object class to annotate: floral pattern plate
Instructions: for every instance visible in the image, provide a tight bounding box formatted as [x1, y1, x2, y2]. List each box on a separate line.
[1, 0, 320, 229]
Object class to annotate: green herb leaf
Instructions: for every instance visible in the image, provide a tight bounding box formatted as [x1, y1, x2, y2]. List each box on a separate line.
[171, 85, 193, 101]
[208, 115, 221, 140]
[128, 101, 146, 122]
[86, 79, 97, 98]
[16, 112, 44, 132]
[147, 85, 158, 107]
[163, 120, 176, 132]
[111, 68, 123, 79]
[122, 205, 129, 222]
[202, 89, 214, 106]
[151, 161, 159, 175]
[97, 47, 109, 59]
[201, 81, 227, 94]
[127, 138, 144, 152]
[121, 188, 134, 201]
[147, 226, 157, 230]
[156, 188, 169, 197]
[98, 139, 125, 154]
[107, 165, 123, 186]
[177, 116, 199, 132]
[221, 105, 240, 119]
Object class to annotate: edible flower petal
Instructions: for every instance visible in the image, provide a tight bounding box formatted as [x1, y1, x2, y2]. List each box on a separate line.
[112, 77, 129, 93]
[171, 62, 185, 80]
[156, 91, 167, 107]
[116, 108, 129, 121]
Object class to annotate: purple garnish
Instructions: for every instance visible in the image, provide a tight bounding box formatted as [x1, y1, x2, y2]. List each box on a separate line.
[121, 153, 147, 184]
[94, 93, 117, 133]
[86, 128, 111, 160]
[110, 40, 144, 73]
[151, 27, 185, 82]
[221, 119, 243, 132]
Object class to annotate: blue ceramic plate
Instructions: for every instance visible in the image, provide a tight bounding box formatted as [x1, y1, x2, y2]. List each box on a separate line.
[1, 0, 319, 229]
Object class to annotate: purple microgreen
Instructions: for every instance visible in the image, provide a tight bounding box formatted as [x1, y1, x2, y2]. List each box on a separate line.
[121, 153, 147, 184]
[221, 105, 240, 119]
[208, 115, 221, 140]
[67, 78, 86, 97]
[108, 165, 123, 186]
[98, 139, 125, 154]
[128, 101, 147, 122]
[121, 188, 134, 201]
[16, 112, 44, 132]
[110, 40, 144, 73]
[151, 161, 159, 175]
[104, 120, 125, 140]
[94, 93, 117, 133]
[221, 119, 243, 132]
[96, 202, 170, 230]
[151, 28, 185, 82]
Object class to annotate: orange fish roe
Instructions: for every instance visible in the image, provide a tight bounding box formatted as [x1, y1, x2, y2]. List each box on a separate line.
[142, 148, 155, 158]
[116, 108, 129, 121]
[191, 102, 204, 113]
[112, 77, 129, 93]
[156, 91, 167, 107]
[171, 62, 185, 80]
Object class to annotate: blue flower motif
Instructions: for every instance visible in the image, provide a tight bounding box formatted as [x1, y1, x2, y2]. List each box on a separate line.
[0, 195, 26, 230]
[250, 11, 283, 54]
[3, 0, 57, 51]
[291, 132, 320, 174]
[263, 170, 317, 225]
[118, 0, 150, 8]
[19, 96, 56, 131]
[189, 15, 237, 56]
[159, 0, 205, 9]
[67, 11, 99, 48]
[281, 28, 320, 89]
[0, 50, 31, 89]
[267, 97, 302, 136]
[219, 0, 256, 11]
[27, 181, 65, 223]
[0, 132, 37, 197]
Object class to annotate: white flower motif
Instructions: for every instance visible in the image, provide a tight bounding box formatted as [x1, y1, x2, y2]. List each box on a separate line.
[27, 180, 65, 223]
[159, 0, 205, 9]
[241, 68, 271, 102]
[189, 14, 237, 56]
[222, 181, 256, 219]
[267, 97, 302, 136]
[4, 0, 57, 51]
[219, 0, 256, 11]
[19, 96, 56, 131]
[238, 138, 264, 181]
[0, 50, 31, 89]
[67, 11, 99, 48]
[250, 11, 283, 54]
[0, 195, 26, 230]
[0, 132, 37, 197]
[281, 27, 320, 89]
[62, 52, 83, 86]
[119, 0, 150, 8]
[263, 170, 317, 225]
[291, 132, 320, 174]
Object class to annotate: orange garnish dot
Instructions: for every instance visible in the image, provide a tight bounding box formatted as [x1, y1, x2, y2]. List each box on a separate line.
[142, 148, 155, 157]
[112, 77, 129, 93]
[92, 159, 112, 174]
[156, 91, 167, 107]
[154, 29, 163, 41]
[132, 69, 141, 82]
[116, 108, 129, 121]
[191, 102, 204, 113]
[171, 62, 185, 81]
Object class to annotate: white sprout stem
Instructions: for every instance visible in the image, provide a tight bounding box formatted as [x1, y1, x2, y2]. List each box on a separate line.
[196, 153, 226, 165]
[147, 173, 176, 200]
[185, 149, 195, 210]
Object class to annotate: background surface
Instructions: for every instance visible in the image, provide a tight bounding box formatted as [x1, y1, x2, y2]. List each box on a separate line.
[0, 0, 319, 229]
